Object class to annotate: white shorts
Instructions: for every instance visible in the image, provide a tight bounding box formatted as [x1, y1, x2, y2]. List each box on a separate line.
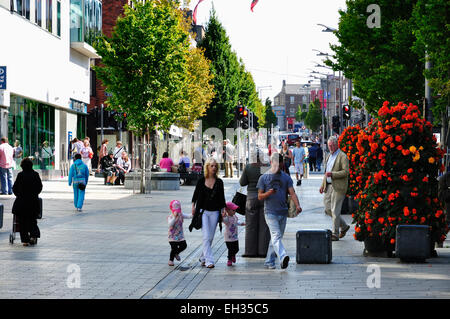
[295, 162, 304, 175]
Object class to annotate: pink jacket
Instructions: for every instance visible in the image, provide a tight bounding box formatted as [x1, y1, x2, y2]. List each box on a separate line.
[0, 143, 14, 169]
[159, 158, 174, 171]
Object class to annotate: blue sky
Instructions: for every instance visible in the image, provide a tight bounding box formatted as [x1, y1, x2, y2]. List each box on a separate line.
[189, 0, 347, 103]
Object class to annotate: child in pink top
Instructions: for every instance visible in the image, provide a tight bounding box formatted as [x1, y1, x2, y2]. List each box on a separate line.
[222, 202, 245, 266]
[168, 200, 192, 266]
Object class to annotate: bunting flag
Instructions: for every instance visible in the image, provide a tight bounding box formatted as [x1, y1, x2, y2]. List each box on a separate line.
[193, 0, 205, 25]
[250, 0, 259, 12]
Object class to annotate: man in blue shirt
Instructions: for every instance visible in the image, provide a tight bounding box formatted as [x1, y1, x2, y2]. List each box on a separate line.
[257, 153, 302, 269]
[292, 141, 305, 186]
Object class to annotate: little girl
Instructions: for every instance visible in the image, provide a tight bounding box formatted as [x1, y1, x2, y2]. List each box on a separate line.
[222, 202, 245, 266]
[168, 200, 192, 266]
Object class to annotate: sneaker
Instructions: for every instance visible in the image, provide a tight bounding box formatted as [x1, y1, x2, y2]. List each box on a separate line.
[227, 260, 232, 267]
[199, 258, 205, 266]
[232, 256, 236, 263]
[331, 234, 339, 241]
[281, 256, 290, 269]
[265, 263, 276, 269]
[175, 254, 181, 261]
[206, 264, 215, 269]
[168, 260, 174, 266]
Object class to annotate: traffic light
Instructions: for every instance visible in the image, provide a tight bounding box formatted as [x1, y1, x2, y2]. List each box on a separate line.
[252, 112, 259, 129]
[236, 105, 244, 120]
[343, 105, 351, 120]
[241, 108, 249, 129]
[332, 115, 340, 134]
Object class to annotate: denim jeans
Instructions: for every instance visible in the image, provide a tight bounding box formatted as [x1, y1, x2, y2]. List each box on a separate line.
[0, 167, 13, 194]
[73, 184, 86, 209]
[264, 213, 288, 267]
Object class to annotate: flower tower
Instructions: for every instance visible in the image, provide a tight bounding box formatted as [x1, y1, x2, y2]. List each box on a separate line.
[352, 102, 448, 251]
[338, 125, 363, 197]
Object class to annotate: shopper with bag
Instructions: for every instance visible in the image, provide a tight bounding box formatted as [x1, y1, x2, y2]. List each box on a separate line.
[257, 153, 302, 269]
[239, 150, 271, 258]
[69, 154, 89, 212]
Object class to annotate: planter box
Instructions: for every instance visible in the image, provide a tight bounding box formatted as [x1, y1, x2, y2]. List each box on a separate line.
[123, 171, 180, 191]
[296, 229, 332, 264]
[395, 225, 431, 262]
[363, 237, 393, 257]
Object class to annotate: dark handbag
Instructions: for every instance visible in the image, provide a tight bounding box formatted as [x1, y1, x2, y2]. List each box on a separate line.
[189, 207, 204, 232]
[78, 183, 86, 191]
[232, 189, 247, 215]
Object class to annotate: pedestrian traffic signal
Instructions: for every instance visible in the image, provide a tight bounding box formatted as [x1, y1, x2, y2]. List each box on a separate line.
[332, 115, 340, 134]
[343, 105, 351, 120]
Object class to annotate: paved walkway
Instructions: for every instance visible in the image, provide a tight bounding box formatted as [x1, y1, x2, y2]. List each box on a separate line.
[0, 171, 449, 299]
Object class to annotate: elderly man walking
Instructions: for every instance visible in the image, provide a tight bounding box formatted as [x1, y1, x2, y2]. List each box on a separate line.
[257, 153, 302, 269]
[319, 136, 350, 241]
[0, 137, 14, 195]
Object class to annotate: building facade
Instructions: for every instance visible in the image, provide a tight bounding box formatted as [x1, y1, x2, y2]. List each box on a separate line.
[0, 0, 101, 177]
[273, 80, 320, 132]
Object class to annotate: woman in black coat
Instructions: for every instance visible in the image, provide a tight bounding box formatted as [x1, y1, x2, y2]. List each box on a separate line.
[12, 158, 43, 246]
[189, 158, 226, 268]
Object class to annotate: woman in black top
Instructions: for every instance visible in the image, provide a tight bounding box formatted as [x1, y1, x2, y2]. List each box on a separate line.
[191, 158, 226, 268]
[12, 158, 43, 246]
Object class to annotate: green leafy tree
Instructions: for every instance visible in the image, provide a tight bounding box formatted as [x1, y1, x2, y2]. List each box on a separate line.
[328, 0, 424, 115]
[296, 107, 307, 122]
[264, 98, 277, 129]
[305, 99, 323, 132]
[93, 0, 191, 192]
[175, 47, 215, 131]
[197, 9, 241, 132]
[412, 0, 450, 125]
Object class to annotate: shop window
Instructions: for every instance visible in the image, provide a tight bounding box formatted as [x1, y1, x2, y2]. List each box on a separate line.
[57, 1, 61, 36]
[11, 0, 30, 20]
[46, 0, 52, 33]
[35, 0, 42, 26]
[8, 96, 55, 170]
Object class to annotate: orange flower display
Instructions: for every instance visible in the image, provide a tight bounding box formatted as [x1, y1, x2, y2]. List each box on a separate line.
[351, 101, 447, 249]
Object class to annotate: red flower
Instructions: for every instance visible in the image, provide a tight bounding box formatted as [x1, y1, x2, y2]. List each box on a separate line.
[403, 207, 410, 216]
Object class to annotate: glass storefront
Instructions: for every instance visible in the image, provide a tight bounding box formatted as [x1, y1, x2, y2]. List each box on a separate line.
[7, 95, 55, 170]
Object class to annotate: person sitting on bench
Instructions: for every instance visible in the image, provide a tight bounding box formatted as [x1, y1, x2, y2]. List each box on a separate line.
[101, 152, 117, 185]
